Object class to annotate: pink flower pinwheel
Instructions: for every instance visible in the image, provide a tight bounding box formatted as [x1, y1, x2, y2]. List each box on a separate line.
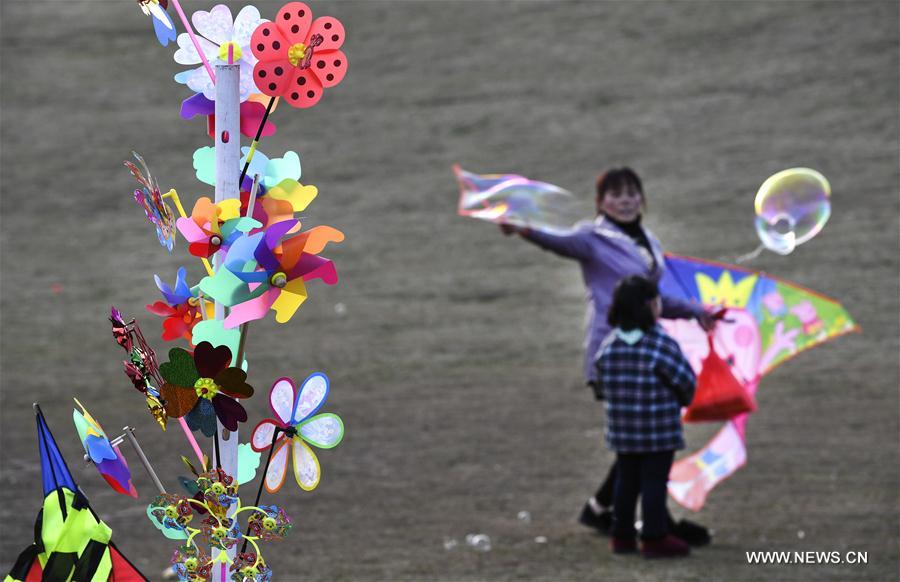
[250, 2, 348, 108]
[250, 374, 344, 493]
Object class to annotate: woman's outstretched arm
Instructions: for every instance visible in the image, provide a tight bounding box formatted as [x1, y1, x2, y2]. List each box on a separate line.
[501, 223, 593, 261]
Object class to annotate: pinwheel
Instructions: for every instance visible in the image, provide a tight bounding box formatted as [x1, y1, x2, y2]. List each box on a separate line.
[138, 0, 177, 46]
[72, 398, 138, 498]
[173, 4, 268, 102]
[250, 374, 344, 493]
[199, 218, 342, 328]
[230, 552, 272, 582]
[148, 493, 195, 539]
[250, 2, 348, 108]
[146, 267, 213, 342]
[125, 151, 177, 251]
[170, 544, 213, 581]
[176, 196, 260, 259]
[246, 506, 291, 541]
[110, 306, 169, 430]
[159, 342, 255, 437]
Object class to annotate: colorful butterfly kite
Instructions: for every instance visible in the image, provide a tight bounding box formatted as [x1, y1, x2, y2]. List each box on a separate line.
[250, 373, 344, 493]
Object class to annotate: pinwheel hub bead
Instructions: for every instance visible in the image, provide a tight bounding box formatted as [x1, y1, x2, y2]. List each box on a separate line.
[270, 272, 288, 288]
[187, 296, 200, 307]
[288, 43, 307, 67]
[242, 565, 260, 577]
[218, 41, 243, 62]
[194, 377, 221, 400]
[209, 235, 223, 247]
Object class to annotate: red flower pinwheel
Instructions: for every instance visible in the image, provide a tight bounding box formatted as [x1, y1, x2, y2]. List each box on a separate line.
[250, 2, 347, 108]
[146, 267, 211, 342]
[159, 341, 254, 437]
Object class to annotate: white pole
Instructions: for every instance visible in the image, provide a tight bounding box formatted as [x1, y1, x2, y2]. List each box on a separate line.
[213, 61, 240, 579]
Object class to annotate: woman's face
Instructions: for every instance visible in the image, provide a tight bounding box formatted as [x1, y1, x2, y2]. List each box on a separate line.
[597, 183, 643, 222]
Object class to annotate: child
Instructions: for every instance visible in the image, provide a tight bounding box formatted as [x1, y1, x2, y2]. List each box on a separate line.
[594, 275, 696, 558]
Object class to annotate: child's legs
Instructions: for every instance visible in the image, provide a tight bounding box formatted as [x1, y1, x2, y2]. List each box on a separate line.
[639, 450, 675, 540]
[593, 461, 617, 507]
[611, 454, 641, 538]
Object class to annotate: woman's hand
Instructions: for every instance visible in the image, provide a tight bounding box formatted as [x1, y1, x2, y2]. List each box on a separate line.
[499, 223, 527, 236]
[696, 309, 718, 332]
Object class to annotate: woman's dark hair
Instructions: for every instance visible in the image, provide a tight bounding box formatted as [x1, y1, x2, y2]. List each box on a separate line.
[608, 275, 659, 331]
[596, 167, 646, 207]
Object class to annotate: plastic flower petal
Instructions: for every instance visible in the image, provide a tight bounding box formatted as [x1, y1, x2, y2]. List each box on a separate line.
[173, 4, 267, 102]
[250, 2, 348, 108]
[181, 92, 278, 139]
[249, 373, 343, 493]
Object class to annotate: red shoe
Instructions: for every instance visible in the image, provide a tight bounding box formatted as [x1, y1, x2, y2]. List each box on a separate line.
[641, 535, 690, 558]
[610, 537, 638, 554]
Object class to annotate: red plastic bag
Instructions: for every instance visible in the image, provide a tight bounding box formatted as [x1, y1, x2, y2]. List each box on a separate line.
[683, 334, 756, 422]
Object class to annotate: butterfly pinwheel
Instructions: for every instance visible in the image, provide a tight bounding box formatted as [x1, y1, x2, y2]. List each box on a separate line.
[250, 373, 344, 493]
[124, 151, 177, 251]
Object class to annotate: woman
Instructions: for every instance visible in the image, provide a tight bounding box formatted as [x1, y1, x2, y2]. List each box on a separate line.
[501, 167, 713, 546]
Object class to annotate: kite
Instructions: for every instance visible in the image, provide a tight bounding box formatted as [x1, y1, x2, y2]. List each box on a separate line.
[659, 254, 858, 510]
[5, 405, 147, 581]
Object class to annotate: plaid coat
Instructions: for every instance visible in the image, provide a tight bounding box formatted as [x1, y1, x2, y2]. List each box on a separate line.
[595, 326, 696, 453]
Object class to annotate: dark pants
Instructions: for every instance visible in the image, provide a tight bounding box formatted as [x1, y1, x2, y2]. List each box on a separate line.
[609, 451, 675, 540]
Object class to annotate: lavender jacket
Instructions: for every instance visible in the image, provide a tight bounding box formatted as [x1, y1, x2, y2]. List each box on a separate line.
[524, 216, 704, 382]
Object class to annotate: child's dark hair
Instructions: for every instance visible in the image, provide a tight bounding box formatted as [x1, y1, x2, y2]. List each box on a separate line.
[596, 167, 645, 205]
[608, 275, 659, 331]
